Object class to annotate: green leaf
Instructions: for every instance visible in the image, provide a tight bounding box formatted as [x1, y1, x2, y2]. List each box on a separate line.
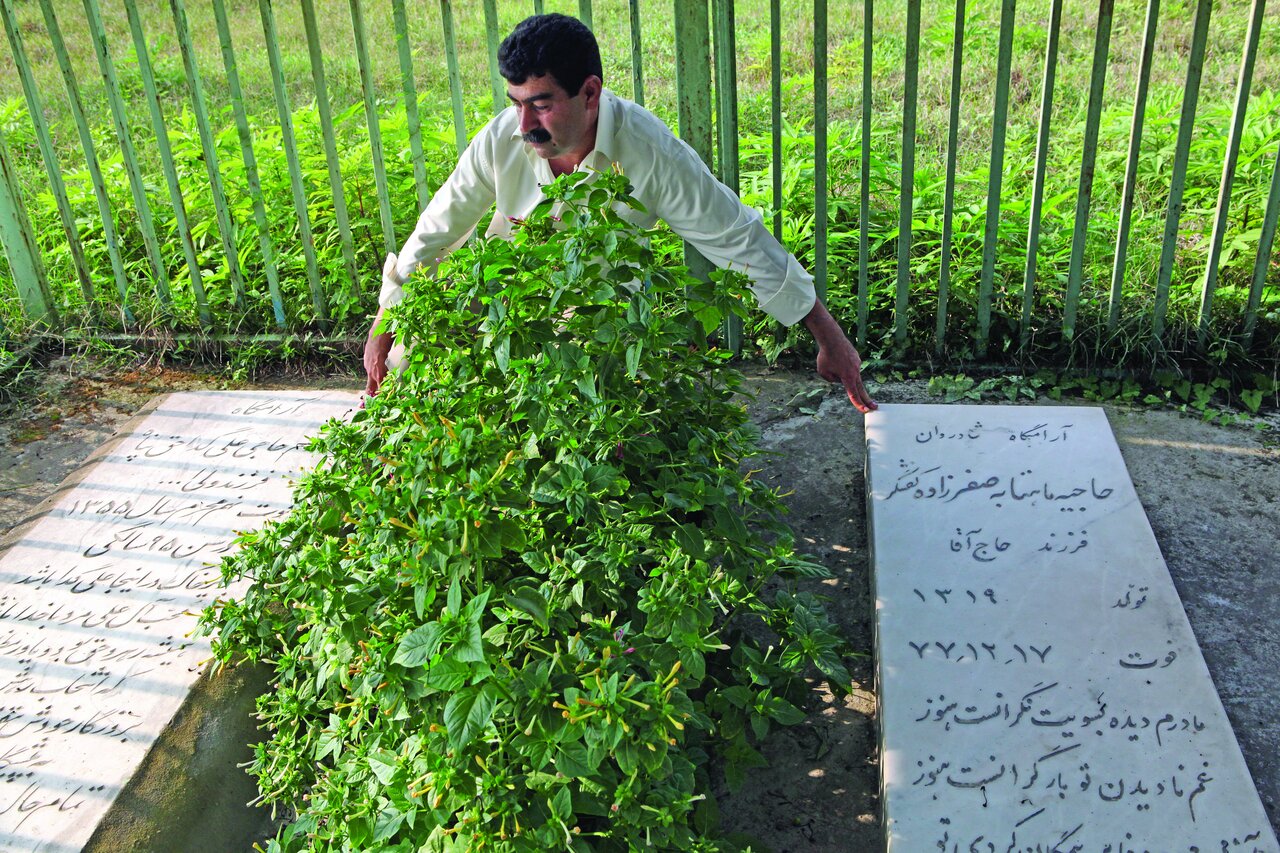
[615, 738, 640, 776]
[763, 695, 806, 726]
[316, 503, 342, 532]
[504, 586, 548, 626]
[443, 683, 500, 750]
[454, 620, 486, 663]
[625, 342, 643, 378]
[446, 578, 462, 616]
[367, 748, 399, 785]
[494, 334, 511, 373]
[413, 582, 435, 620]
[393, 622, 445, 667]
[720, 685, 752, 708]
[460, 588, 492, 621]
[421, 657, 469, 693]
[673, 522, 705, 558]
[690, 301, 723, 336]
[711, 504, 750, 544]
[723, 739, 767, 792]
[1242, 388, 1263, 413]
[583, 463, 617, 493]
[475, 517, 523, 558]
[554, 740, 596, 777]
[347, 815, 373, 847]
[550, 785, 573, 822]
[314, 727, 342, 762]
[575, 374, 599, 401]
[373, 805, 405, 842]
[815, 649, 852, 686]
[785, 557, 833, 579]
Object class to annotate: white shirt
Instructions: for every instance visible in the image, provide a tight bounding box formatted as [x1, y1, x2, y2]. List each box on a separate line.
[382, 89, 817, 326]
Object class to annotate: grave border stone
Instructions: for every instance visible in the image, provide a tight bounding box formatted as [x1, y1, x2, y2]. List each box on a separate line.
[865, 402, 1279, 852]
[0, 390, 359, 853]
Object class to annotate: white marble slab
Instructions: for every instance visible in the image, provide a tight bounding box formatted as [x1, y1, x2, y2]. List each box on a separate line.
[865, 403, 1278, 852]
[0, 390, 359, 853]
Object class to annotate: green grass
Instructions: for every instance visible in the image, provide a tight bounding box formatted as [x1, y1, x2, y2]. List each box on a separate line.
[1, 0, 1278, 372]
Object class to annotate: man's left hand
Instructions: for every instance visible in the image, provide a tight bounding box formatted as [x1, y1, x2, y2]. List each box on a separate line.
[802, 299, 878, 414]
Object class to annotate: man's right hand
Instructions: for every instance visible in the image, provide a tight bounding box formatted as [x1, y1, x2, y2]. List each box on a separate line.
[364, 306, 393, 397]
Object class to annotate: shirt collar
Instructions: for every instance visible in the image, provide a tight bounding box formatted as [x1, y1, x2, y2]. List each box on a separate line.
[589, 89, 618, 165]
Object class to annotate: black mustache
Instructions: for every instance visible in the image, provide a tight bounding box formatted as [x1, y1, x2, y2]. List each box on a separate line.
[522, 129, 552, 144]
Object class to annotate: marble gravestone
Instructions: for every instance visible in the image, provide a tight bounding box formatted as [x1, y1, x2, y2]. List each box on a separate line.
[0, 390, 359, 852]
[865, 404, 1278, 853]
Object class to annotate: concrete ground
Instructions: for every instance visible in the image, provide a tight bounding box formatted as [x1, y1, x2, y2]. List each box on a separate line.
[1, 357, 1276, 851]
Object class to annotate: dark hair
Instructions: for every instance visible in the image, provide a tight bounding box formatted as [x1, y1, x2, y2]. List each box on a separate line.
[497, 14, 603, 96]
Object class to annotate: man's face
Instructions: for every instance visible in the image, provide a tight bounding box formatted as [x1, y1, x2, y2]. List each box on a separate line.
[506, 73, 602, 163]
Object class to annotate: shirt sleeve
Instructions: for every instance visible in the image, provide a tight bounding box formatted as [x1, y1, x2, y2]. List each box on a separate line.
[650, 141, 816, 327]
[379, 126, 498, 308]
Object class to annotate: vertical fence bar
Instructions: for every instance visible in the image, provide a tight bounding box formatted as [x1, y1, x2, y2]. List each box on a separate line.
[936, 0, 964, 353]
[1197, 0, 1266, 346]
[1152, 0, 1211, 339]
[212, 0, 286, 330]
[768, 2, 790, 356]
[1108, 0, 1160, 332]
[1245, 142, 1280, 342]
[1062, 0, 1114, 339]
[351, 0, 397, 257]
[298, 0, 360, 299]
[533, 0, 544, 14]
[38, 0, 134, 325]
[673, 0, 714, 282]
[976, 0, 1017, 355]
[814, 0, 829, 304]
[441, 0, 469, 156]
[258, 0, 329, 327]
[673, 0, 713, 159]
[0, 0, 93, 310]
[123, 0, 209, 328]
[1023, 8, 1062, 343]
[859, 0, 872, 347]
[894, 0, 920, 346]
[629, 0, 645, 107]
[712, 0, 741, 352]
[771, 0, 783, 242]
[483, 0, 505, 115]
[713, 0, 739, 193]
[82, 0, 172, 312]
[170, 0, 249, 313]
[393, 0, 431, 212]
[579, 0, 593, 28]
[1018, 0, 1061, 347]
[0, 126, 55, 325]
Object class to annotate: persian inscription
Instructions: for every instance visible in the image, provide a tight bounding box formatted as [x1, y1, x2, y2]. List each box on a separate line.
[0, 390, 358, 852]
[865, 404, 1278, 852]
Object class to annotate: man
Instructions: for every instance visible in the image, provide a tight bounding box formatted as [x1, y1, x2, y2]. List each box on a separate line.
[365, 13, 877, 413]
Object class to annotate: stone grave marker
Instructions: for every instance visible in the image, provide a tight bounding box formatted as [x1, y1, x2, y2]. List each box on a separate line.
[0, 390, 359, 852]
[865, 403, 1277, 852]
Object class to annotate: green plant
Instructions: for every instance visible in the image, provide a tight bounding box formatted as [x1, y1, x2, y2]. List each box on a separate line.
[223, 335, 302, 383]
[200, 170, 852, 852]
[925, 372, 1044, 403]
